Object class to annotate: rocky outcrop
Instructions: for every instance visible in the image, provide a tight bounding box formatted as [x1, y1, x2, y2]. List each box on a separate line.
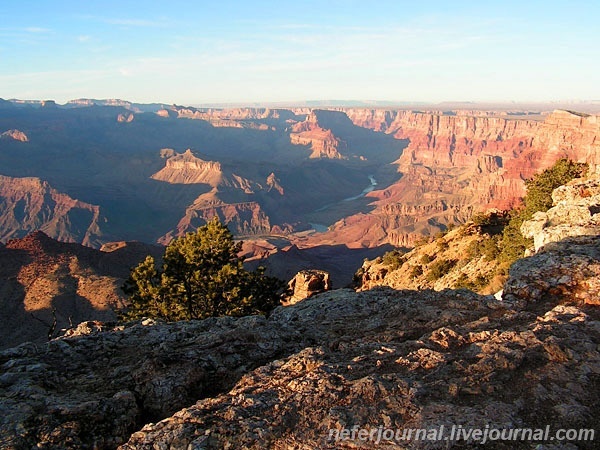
[0, 175, 105, 247]
[0, 232, 161, 349]
[151, 149, 226, 186]
[286, 269, 331, 304]
[290, 111, 348, 159]
[117, 113, 134, 123]
[503, 235, 600, 307]
[265, 172, 284, 195]
[0, 129, 28, 142]
[151, 149, 260, 192]
[521, 177, 600, 252]
[0, 227, 598, 448]
[156, 108, 176, 118]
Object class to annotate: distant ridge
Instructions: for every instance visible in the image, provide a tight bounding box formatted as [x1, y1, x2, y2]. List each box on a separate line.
[3, 97, 600, 113]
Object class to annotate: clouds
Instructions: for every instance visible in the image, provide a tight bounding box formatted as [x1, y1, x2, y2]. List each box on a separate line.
[103, 17, 168, 27]
[1, 2, 599, 104]
[23, 27, 52, 33]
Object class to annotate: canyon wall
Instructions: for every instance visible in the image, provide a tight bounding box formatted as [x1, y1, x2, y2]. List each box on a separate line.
[313, 109, 600, 248]
[158, 199, 272, 244]
[2, 101, 599, 255]
[0, 175, 105, 247]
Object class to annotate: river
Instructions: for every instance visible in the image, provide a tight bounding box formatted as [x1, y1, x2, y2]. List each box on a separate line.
[310, 175, 378, 231]
[341, 175, 378, 202]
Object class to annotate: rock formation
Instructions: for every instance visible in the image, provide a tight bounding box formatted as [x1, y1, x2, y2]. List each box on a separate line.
[158, 196, 272, 243]
[0, 129, 28, 142]
[286, 269, 331, 304]
[0, 175, 104, 247]
[310, 109, 600, 247]
[151, 149, 261, 193]
[265, 172, 284, 195]
[521, 176, 600, 252]
[0, 231, 161, 349]
[40, 100, 57, 108]
[117, 113, 134, 123]
[151, 149, 228, 186]
[290, 111, 348, 159]
[0, 228, 598, 448]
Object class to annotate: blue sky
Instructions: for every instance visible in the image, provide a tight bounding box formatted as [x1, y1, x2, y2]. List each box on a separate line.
[1, 0, 598, 105]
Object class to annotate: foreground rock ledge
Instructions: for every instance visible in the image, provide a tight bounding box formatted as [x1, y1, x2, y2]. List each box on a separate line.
[0, 240, 599, 449]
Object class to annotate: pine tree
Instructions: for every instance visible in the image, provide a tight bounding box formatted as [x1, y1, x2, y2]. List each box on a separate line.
[121, 218, 285, 321]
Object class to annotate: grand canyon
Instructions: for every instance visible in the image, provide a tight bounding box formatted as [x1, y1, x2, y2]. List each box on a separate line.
[1, 99, 600, 337]
[2, 101, 599, 256]
[1, 98, 600, 448]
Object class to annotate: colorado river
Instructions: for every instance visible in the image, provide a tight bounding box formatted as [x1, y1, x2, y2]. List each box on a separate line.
[310, 175, 378, 231]
[342, 175, 378, 202]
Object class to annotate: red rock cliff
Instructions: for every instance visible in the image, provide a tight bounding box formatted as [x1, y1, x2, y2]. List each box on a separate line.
[312, 109, 600, 248]
[0, 175, 104, 247]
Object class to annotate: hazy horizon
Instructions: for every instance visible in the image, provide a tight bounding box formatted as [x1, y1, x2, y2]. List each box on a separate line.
[2, 0, 599, 105]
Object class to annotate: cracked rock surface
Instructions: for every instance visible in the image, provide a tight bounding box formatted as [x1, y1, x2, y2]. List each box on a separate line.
[1, 239, 599, 449]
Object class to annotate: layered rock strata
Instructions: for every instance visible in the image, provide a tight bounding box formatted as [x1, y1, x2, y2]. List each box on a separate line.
[313, 109, 600, 247]
[0, 175, 104, 247]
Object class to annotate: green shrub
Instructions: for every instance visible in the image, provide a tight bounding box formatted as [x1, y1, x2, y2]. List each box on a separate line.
[523, 158, 587, 217]
[426, 258, 457, 282]
[410, 265, 423, 279]
[471, 211, 510, 236]
[382, 249, 406, 270]
[498, 158, 587, 266]
[352, 267, 365, 286]
[436, 239, 449, 251]
[455, 273, 488, 292]
[414, 236, 430, 246]
[420, 254, 434, 265]
[455, 273, 472, 289]
[467, 235, 502, 261]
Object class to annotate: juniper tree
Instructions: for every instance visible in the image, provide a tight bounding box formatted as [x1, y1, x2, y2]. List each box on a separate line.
[498, 158, 587, 266]
[121, 218, 285, 321]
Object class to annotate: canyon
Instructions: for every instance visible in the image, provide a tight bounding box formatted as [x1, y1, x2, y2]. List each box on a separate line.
[2, 101, 598, 253]
[311, 108, 600, 248]
[1, 99, 599, 448]
[1, 189, 598, 447]
[1, 99, 599, 296]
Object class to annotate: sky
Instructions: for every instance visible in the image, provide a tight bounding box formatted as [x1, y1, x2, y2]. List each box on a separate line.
[1, 0, 599, 105]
